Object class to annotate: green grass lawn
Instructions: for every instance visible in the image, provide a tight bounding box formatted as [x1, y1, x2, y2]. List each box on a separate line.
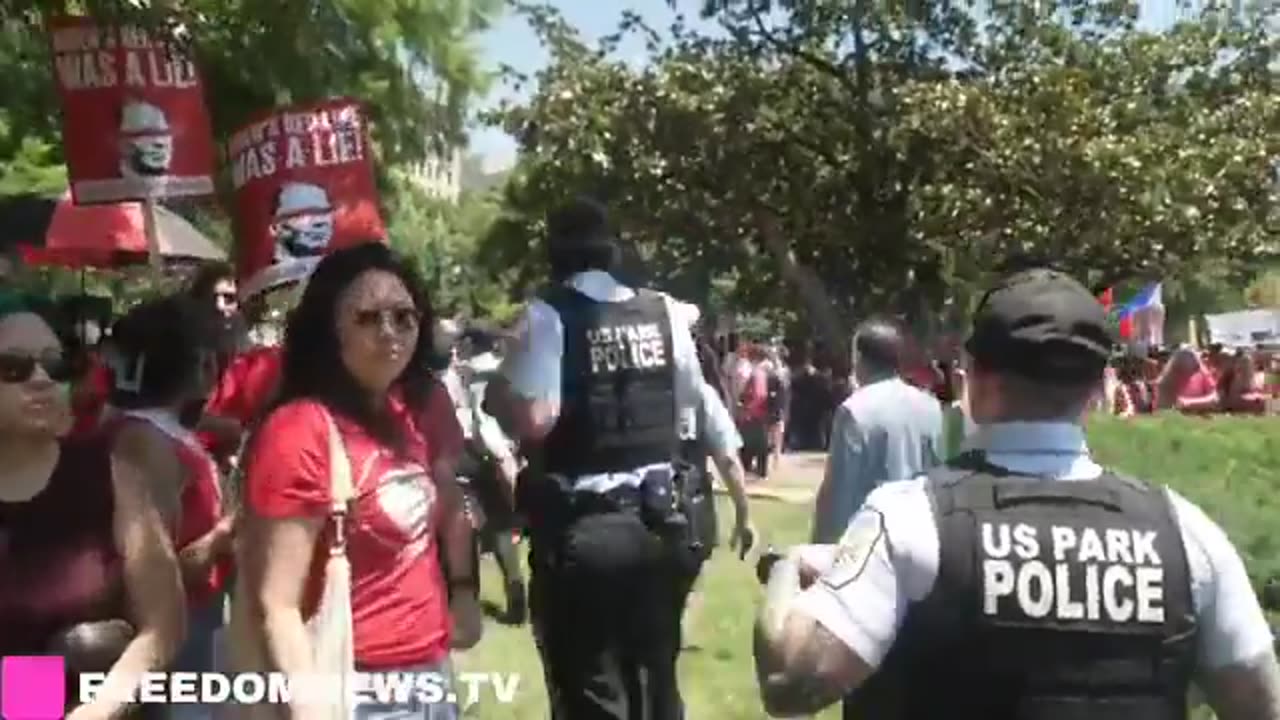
[455, 414, 1280, 719]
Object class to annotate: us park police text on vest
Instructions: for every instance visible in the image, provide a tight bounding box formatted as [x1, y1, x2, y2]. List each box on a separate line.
[588, 324, 667, 374]
[981, 521, 1166, 623]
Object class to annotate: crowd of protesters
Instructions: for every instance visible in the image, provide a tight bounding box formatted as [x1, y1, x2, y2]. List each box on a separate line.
[1, 246, 481, 719]
[1110, 344, 1279, 417]
[710, 333, 1279, 485]
[2, 238, 1277, 719]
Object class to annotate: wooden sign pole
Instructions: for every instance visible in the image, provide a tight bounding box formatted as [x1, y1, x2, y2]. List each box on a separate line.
[143, 197, 162, 280]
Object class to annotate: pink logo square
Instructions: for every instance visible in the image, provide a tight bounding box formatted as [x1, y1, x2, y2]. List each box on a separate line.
[1, 656, 65, 720]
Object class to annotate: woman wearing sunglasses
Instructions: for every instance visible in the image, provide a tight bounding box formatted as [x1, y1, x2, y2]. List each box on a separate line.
[0, 292, 185, 720]
[236, 243, 480, 720]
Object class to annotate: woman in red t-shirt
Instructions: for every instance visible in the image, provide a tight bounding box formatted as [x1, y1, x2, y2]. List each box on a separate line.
[103, 294, 235, 685]
[1154, 348, 1220, 414]
[239, 243, 479, 717]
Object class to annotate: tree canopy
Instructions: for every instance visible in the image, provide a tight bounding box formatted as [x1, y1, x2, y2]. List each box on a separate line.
[0, 0, 501, 194]
[482, 0, 1279, 348]
[387, 175, 521, 324]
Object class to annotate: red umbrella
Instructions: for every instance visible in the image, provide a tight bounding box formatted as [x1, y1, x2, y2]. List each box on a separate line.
[8, 193, 225, 268]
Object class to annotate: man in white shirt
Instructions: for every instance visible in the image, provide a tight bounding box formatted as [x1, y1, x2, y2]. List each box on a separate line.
[485, 197, 708, 720]
[754, 268, 1279, 720]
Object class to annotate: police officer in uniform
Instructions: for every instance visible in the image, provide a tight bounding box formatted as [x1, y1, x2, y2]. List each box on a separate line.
[753, 268, 1280, 720]
[485, 197, 709, 720]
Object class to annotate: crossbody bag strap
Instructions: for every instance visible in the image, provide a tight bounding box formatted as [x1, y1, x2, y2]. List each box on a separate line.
[321, 408, 356, 554]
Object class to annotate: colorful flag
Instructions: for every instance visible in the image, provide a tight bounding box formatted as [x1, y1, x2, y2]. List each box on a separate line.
[1115, 283, 1164, 347]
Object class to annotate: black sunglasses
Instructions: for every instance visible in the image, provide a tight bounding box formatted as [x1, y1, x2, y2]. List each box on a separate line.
[0, 352, 76, 384]
[354, 307, 421, 334]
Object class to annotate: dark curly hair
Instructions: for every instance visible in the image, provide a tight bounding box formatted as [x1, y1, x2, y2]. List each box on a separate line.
[109, 293, 222, 409]
[271, 242, 435, 455]
[187, 261, 236, 301]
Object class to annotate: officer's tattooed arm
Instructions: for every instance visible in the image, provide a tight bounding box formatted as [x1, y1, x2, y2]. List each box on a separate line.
[754, 618, 871, 716]
[753, 557, 872, 717]
[1199, 651, 1280, 720]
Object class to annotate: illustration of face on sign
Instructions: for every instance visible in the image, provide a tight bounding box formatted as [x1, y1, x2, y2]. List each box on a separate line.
[118, 99, 174, 178]
[271, 182, 335, 262]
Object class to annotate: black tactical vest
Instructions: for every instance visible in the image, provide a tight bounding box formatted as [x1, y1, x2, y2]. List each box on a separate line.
[540, 286, 678, 477]
[844, 451, 1197, 720]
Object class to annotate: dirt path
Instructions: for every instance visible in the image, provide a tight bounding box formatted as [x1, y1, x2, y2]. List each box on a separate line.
[713, 451, 826, 504]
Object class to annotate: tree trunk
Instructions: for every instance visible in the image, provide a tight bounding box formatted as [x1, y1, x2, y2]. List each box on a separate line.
[754, 213, 850, 359]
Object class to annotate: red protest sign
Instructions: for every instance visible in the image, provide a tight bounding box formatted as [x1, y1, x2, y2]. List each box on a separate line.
[230, 99, 385, 298]
[48, 17, 216, 204]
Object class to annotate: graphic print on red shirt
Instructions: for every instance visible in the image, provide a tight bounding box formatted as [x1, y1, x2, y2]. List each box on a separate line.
[245, 398, 450, 668]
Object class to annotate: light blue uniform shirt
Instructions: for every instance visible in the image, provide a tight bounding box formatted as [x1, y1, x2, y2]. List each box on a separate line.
[812, 376, 944, 543]
[680, 380, 743, 456]
[500, 270, 704, 493]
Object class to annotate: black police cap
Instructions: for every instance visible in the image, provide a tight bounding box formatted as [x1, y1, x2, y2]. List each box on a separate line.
[546, 196, 616, 251]
[965, 268, 1116, 383]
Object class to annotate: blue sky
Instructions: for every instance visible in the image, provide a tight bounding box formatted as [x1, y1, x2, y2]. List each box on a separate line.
[469, 0, 1184, 171]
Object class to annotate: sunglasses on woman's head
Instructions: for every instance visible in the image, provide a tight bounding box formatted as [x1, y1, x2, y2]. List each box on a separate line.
[0, 352, 75, 383]
[354, 306, 420, 334]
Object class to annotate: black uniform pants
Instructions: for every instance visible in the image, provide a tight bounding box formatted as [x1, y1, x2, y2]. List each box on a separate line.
[460, 449, 526, 595]
[472, 520, 523, 592]
[529, 509, 689, 720]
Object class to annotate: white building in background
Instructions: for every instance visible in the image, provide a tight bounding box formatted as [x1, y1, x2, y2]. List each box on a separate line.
[408, 145, 463, 202]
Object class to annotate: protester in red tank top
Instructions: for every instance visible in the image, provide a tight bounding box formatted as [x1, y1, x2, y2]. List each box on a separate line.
[239, 243, 479, 716]
[105, 294, 234, 677]
[0, 296, 184, 719]
[106, 410, 231, 604]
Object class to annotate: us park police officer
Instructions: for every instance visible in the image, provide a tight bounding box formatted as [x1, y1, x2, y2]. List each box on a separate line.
[753, 268, 1280, 720]
[485, 197, 711, 720]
